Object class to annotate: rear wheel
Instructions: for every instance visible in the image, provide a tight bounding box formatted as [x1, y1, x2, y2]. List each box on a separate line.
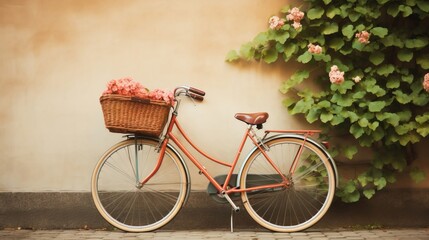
[91, 138, 188, 232]
[240, 137, 335, 232]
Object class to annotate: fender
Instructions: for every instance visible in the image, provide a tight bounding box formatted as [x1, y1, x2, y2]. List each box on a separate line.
[129, 135, 192, 206]
[236, 134, 339, 188]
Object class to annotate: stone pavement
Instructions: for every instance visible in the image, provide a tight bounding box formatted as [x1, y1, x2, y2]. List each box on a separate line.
[0, 228, 428, 240]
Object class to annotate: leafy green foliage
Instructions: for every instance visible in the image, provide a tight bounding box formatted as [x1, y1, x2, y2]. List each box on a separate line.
[228, 0, 429, 202]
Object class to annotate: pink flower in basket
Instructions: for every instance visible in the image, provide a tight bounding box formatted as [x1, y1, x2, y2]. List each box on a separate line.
[103, 77, 174, 105]
[149, 89, 174, 105]
[103, 77, 149, 98]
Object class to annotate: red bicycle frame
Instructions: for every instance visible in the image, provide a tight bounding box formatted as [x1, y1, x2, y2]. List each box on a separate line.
[140, 112, 321, 196]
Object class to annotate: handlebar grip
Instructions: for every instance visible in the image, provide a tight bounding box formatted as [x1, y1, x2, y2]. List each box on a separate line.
[188, 92, 204, 101]
[189, 87, 206, 96]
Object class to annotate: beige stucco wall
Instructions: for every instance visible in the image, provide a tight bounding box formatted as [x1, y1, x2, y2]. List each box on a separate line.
[1, 0, 427, 192]
[0, 0, 301, 191]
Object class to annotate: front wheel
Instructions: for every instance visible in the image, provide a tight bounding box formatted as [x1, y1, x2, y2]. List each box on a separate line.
[240, 137, 336, 232]
[91, 138, 189, 232]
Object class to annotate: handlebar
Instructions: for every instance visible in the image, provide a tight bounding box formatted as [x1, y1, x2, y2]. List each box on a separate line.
[174, 86, 205, 102]
[189, 87, 205, 96]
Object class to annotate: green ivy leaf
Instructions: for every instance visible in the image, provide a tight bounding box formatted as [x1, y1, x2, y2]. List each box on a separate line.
[331, 115, 345, 125]
[350, 123, 365, 138]
[269, 30, 290, 44]
[416, 56, 429, 69]
[342, 24, 354, 39]
[413, 93, 429, 106]
[239, 42, 255, 60]
[376, 64, 395, 77]
[297, 51, 313, 63]
[322, 23, 339, 35]
[394, 90, 412, 104]
[417, 124, 429, 137]
[290, 99, 311, 114]
[253, 32, 268, 45]
[401, 74, 414, 83]
[328, 38, 345, 51]
[342, 110, 359, 122]
[338, 181, 360, 203]
[326, 6, 341, 18]
[306, 108, 320, 123]
[387, 4, 400, 17]
[398, 110, 412, 122]
[331, 80, 354, 94]
[358, 173, 371, 187]
[405, 0, 416, 7]
[307, 7, 325, 20]
[377, 0, 389, 4]
[399, 132, 420, 145]
[320, 112, 334, 123]
[405, 38, 429, 48]
[369, 52, 385, 65]
[416, 113, 429, 124]
[380, 34, 404, 47]
[417, 0, 429, 12]
[225, 50, 240, 62]
[363, 189, 376, 199]
[280, 70, 310, 93]
[359, 118, 369, 128]
[374, 177, 387, 190]
[399, 5, 413, 17]
[386, 77, 401, 89]
[397, 49, 413, 62]
[377, 112, 400, 126]
[283, 98, 296, 109]
[317, 100, 331, 108]
[313, 53, 332, 62]
[263, 48, 278, 63]
[283, 44, 297, 61]
[349, 11, 360, 22]
[344, 181, 357, 193]
[352, 40, 368, 51]
[372, 126, 384, 140]
[370, 27, 389, 38]
[410, 168, 427, 183]
[368, 101, 386, 112]
[331, 93, 354, 106]
[395, 122, 417, 135]
[344, 145, 358, 159]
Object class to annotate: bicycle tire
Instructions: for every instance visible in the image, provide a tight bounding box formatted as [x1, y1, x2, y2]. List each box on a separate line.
[240, 137, 335, 232]
[91, 138, 188, 232]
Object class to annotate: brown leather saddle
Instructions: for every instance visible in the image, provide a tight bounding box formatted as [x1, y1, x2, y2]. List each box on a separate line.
[234, 112, 269, 127]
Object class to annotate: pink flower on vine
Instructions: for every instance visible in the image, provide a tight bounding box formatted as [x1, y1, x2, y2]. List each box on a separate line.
[329, 65, 345, 85]
[268, 16, 285, 30]
[423, 73, 429, 92]
[355, 31, 371, 44]
[307, 43, 322, 54]
[286, 7, 304, 30]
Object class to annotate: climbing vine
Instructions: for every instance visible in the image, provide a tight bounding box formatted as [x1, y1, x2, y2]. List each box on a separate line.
[227, 0, 429, 202]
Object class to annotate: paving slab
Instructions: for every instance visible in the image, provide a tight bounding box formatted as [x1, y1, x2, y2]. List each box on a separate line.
[0, 228, 428, 240]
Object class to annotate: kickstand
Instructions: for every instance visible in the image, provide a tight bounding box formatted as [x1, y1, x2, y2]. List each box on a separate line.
[230, 207, 234, 233]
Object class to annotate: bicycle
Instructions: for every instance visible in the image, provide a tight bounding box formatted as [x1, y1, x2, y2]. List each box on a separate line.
[91, 86, 338, 233]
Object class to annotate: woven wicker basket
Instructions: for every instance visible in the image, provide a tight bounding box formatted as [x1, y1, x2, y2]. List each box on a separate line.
[100, 94, 170, 137]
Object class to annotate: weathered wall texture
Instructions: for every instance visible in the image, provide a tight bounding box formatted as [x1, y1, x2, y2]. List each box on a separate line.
[0, 0, 427, 192]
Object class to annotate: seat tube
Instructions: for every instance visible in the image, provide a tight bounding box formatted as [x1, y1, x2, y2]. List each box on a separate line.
[289, 134, 309, 174]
